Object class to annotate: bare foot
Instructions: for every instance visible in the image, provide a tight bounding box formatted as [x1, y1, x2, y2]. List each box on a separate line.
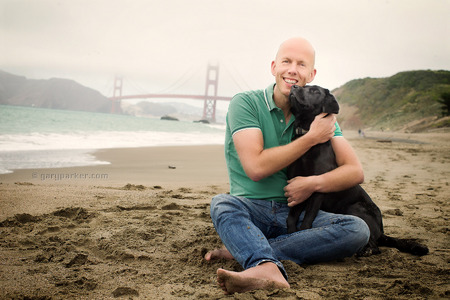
[204, 247, 234, 261]
[216, 262, 290, 295]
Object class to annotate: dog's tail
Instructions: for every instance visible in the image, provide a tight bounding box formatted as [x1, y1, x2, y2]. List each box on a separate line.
[378, 234, 429, 256]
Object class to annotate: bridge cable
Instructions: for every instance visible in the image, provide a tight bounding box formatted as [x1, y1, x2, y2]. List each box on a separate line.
[124, 77, 151, 95]
[155, 65, 202, 95]
[223, 64, 254, 93]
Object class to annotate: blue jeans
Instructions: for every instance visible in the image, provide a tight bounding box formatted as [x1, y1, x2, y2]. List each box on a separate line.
[210, 194, 370, 279]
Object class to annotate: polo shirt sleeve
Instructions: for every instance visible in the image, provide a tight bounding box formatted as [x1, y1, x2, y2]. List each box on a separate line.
[334, 122, 343, 137]
[227, 92, 261, 136]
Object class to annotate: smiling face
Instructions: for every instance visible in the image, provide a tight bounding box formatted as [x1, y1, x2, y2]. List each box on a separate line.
[271, 38, 317, 104]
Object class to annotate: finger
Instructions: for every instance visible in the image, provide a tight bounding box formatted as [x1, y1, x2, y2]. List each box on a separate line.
[324, 114, 336, 123]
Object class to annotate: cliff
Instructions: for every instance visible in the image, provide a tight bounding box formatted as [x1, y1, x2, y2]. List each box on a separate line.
[0, 70, 112, 113]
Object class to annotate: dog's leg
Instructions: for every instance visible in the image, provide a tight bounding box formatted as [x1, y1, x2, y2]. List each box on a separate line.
[334, 188, 384, 256]
[377, 234, 429, 256]
[287, 202, 306, 234]
[298, 194, 324, 231]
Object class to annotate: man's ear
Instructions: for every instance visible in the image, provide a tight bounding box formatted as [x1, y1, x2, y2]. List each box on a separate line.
[306, 68, 317, 83]
[271, 61, 276, 76]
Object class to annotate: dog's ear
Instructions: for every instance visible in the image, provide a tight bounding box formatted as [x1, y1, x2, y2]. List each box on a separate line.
[323, 89, 340, 114]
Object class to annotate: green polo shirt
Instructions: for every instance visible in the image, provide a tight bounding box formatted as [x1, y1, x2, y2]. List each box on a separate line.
[225, 84, 342, 203]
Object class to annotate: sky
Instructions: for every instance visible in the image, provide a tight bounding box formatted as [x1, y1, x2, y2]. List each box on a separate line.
[1, 0, 449, 110]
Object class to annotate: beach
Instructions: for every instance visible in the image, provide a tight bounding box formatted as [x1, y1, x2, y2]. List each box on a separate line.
[0, 131, 449, 299]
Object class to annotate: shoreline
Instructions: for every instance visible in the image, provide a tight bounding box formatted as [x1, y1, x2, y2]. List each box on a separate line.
[1, 129, 448, 178]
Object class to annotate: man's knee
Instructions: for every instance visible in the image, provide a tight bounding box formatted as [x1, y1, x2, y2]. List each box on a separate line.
[348, 216, 370, 250]
[210, 194, 236, 222]
[210, 194, 252, 225]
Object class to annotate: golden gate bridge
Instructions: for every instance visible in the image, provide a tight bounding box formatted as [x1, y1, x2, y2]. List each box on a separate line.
[108, 64, 232, 123]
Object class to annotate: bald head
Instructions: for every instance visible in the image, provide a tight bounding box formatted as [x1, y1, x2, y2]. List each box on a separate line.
[271, 37, 317, 98]
[275, 37, 316, 67]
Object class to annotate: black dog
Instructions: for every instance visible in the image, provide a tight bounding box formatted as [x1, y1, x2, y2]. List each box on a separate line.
[286, 85, 428, 257]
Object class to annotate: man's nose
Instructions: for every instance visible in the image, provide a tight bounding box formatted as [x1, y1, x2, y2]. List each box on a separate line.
[288, 64, 297, 74]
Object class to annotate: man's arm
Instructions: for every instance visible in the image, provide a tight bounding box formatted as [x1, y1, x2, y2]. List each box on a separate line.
[233, 113, 336, 182]
[283, 136, 364, 207]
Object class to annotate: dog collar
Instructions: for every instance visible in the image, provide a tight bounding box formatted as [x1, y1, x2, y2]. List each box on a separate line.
[295, 127, 309, 136]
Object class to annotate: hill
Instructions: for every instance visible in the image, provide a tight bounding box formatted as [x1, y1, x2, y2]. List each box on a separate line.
[332, 70, 450, 132]
[0, 70, 112, 113]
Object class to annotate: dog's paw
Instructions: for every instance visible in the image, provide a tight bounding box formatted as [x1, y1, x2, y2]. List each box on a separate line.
[411, 244, 429, 256]
[356, 246, 381, 257]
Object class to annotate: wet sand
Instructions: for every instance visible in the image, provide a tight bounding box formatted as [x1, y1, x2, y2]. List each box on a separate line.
[0, 131, 449, 299]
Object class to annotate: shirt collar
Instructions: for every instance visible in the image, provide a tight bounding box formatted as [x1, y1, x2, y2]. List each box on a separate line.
[264, 84, 277, 111]
[265, 84, 296, 127]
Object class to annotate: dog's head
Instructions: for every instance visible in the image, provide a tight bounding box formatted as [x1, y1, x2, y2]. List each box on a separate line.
[289, 85, 339, 132]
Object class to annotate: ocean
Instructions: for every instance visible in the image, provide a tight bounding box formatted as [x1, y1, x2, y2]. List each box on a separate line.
[0, 105, 226, 174]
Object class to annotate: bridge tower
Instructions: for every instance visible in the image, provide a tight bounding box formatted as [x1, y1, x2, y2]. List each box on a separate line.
[111, 76, 123, 114]
[202, 64, 219, 122]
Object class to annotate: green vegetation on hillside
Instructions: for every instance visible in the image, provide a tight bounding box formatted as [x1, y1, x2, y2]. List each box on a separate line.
[332, 70, 450, 131]
[437, 92, 450, 116]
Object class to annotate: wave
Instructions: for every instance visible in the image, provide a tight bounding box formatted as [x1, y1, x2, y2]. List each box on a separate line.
[0, 105, 226, 174]
[0, 130, 225, 152]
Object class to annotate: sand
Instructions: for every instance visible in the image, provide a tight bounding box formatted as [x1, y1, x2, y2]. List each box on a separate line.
[0, 131, 449, 299]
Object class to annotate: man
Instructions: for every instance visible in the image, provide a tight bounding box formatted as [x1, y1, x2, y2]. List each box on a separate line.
[205, 37, 370, 295]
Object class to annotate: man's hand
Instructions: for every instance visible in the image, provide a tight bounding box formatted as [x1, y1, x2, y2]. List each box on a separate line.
[284, 176, 318, 207]
[284, 137, 365, 207]
[305, 113, 336, 145]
